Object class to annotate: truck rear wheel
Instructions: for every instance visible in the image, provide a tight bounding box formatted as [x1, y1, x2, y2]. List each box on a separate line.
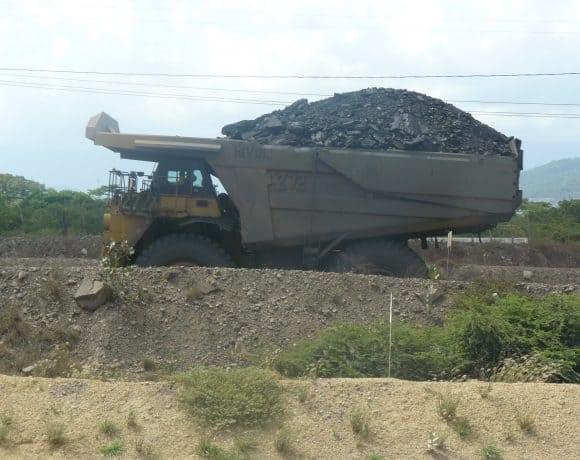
[327, 240, 428, 278]
[135, 234, 234, 267]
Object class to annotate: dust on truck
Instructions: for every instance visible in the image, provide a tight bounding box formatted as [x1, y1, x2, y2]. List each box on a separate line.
[86, 112, 523, 277]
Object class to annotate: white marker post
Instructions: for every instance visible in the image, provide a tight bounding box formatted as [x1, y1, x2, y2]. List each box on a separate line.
[447, 230, 453, 277]
[388, 292, 393, 378]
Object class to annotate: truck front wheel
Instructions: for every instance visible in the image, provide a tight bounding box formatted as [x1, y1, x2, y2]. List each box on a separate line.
[327, 240, 428, 278]
[135, 234, 234, 267]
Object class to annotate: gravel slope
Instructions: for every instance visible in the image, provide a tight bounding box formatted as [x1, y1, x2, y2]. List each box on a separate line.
[0, 375, 578, 459]
[0, 264, 577, 378]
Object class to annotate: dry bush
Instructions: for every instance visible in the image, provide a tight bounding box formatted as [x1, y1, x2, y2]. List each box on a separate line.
[350, 409, 371, 440]
[47, 422, 68, 447]
[436, 393, 459, 421]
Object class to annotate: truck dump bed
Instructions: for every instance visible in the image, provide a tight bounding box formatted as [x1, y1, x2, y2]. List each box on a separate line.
[87, 113, 523, 247]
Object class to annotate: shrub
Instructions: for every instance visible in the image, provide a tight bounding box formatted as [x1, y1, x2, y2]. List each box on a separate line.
[135, 439, 158, 459]
[493, 352, 579, 383]
[99, 420, 120, 437]
[177, 367, 283, 429]
[296, 384, 310, 403]
[517, 411, 536, 435]
[47, 422, 67, 447]
[366, 454, 385, 460]
[274, 426, 296, 455]
[447, 290, 580, 377]
[436, 393, 459, 421]
[350, 409, 371, 439]
[478, 383, 493, 399]
[271, 288, 579, 382]
[0, 413, 14, 443]
[450, 416, 473, 439]
[273, 322, 457, 380]
[99, 439, 125, 457]
[127, 410, 138, 430]
[481, 440, 502, 460]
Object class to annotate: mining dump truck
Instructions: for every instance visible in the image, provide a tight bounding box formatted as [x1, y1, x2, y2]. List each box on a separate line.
[86, 112, 523, 277]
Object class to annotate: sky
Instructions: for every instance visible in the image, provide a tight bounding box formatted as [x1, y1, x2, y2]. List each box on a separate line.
[0, 0, 579, 190]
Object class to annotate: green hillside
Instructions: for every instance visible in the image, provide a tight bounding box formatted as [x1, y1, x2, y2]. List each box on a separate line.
[521, 158, 580, 201]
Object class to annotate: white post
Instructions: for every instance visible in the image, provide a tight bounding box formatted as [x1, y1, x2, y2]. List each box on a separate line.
[388, 292, 393, 378]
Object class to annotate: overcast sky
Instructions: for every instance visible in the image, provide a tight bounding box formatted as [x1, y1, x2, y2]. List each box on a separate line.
[1, 0, 579, 190]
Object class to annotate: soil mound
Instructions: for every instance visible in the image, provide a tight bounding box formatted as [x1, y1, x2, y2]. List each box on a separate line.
[222, 88, 516, 155]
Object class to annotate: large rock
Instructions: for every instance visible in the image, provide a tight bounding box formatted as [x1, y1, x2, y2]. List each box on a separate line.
[74, 278, 112, 311]
[222, 88, 517, 155]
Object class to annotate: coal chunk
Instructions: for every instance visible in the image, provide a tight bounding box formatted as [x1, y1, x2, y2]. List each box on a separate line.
[222, 88, 515, 155]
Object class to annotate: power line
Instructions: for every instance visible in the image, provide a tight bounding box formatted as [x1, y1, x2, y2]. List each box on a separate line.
[2, 79, 580, 119]
[1, 67, 580, 79]
[0, 73, 331, 97]
[4, 73, 580, 106]
[0, 81, 290, 105]
[3, 73, 580, 108]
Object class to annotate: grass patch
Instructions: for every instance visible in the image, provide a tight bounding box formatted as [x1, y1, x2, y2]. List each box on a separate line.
[127, 410, 138, 430]
[0, 413, 14, 443]
[272, 286, 580, 382]
[366, 454, 385, 460]
[478, 383, 493, 399]
[296, 384, 310, 403]
[99, 420, 121, 437]
[450, 416, 473, 440]
[517, 411, 536, 435]
[47, 422, 67, 447]
[177, 367, 283, 429]
[99, 439, 125, 457]
[436, 393, 459, 421]
[350, 409, 371, 440]
[40, 273, 65, 301]
[274, 426, 296, 456]
[481, 440, 502, 460]
[142, 358, 157, 372]
[234, 435, 257, 456]
[135, 439, 159, 459]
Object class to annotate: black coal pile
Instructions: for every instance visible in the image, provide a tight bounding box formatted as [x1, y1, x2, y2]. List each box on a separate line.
[222, 88, 515, 155]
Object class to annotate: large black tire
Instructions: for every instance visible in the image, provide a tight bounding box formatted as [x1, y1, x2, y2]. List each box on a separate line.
[327, 240, 428, 278]
[135, 234, 234, 267]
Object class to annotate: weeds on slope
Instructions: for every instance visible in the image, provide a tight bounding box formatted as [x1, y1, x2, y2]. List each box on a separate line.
[176, 367, 284, 429]
[273, 283, 580, 382]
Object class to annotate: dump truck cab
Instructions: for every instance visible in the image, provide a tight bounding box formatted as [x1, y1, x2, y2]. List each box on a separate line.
[104, 157, 242, 266]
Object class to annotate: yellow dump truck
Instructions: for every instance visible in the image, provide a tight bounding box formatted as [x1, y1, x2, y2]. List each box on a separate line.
[86, 112, 523, 276]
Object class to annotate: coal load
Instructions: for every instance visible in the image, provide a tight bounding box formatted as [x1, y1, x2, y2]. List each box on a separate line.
[222, 88, 515, 155]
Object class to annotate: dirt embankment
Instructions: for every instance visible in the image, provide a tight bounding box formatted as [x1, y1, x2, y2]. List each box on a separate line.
[0, 375, 578, 459]
[1, 262, 577, 378]
[3, 235, 580, 268]
[0, 236, 101, 259]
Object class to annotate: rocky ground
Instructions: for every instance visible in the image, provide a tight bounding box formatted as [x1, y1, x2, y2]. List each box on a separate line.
[0, 375, 578, 459]
[0, 261, 578, 379]
[222, 88, 516, 155]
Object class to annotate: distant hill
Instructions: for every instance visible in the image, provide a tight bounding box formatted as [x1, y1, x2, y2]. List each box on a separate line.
[521, 158, 580, 202]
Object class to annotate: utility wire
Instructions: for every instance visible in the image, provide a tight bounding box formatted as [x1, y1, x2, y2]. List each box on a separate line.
[0, 67, 580, 79]
[3, 73, 580, 107]
[3, 80, 580, 118]
[0, 81, 290, 105]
